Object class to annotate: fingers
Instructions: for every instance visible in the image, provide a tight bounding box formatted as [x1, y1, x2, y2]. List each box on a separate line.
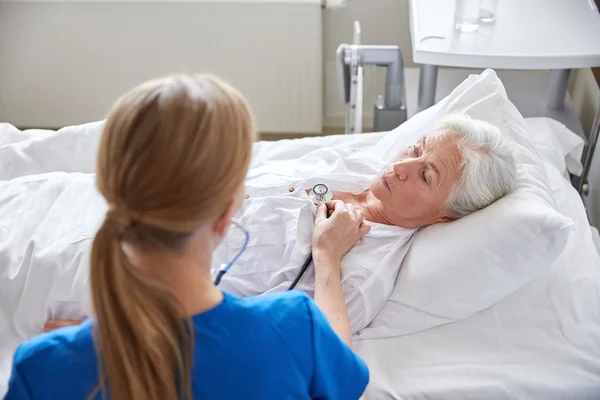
[325, 200, 345, 219]
[355, 209, 364, 222]
[326, 200, 344, 213]
[345, 203, 356, 215]
[315, 202, 327, 221]
[342, 203, 364, 227]
[359, 221, 371, 237]
[325, 201, 366, 225]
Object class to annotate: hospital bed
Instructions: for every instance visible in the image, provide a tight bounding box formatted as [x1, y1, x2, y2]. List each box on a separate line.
[255, 116, 600, 400]
[1, 71, 600, 399]
[219, 68, 600, 398]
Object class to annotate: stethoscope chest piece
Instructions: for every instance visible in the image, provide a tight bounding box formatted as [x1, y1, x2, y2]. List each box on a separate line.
[309, 184, 333, 205]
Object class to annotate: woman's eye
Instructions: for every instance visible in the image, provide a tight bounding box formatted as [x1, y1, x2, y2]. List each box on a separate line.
[412, 146, 419, 155]
[421, 172, 428, 184]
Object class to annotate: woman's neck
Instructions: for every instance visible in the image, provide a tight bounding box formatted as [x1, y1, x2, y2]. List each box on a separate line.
[125, 244, 224, 317]
[332, 190, 394, 225]
[165, 260, 224, 317]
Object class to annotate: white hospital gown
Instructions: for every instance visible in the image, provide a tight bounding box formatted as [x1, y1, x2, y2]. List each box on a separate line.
[213, 147, 417, 333]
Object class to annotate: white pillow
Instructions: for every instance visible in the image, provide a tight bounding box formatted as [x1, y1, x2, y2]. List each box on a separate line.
[0, 121, 103, 181]
[357, 69, 574, 339]
[526, 117, 585, 177]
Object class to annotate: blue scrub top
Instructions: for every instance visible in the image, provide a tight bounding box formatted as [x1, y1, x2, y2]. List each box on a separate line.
[5, 291, 369, 399]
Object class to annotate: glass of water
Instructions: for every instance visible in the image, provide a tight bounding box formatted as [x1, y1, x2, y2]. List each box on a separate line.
[479, 0, 498, 23]
[454, 0, 480, 32]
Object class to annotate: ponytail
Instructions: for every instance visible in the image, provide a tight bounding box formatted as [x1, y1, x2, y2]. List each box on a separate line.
[88, 74, 256, 399]
[89, 215, 193, 400]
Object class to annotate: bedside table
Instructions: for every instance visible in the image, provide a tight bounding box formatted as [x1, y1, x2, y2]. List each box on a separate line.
[409, 0, 600, 132]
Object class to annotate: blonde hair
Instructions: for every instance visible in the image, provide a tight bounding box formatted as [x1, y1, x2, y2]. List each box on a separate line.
[89, 74, 256, 400]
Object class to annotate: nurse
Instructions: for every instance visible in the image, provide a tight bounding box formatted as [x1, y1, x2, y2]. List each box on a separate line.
[4, 75, 370, 399]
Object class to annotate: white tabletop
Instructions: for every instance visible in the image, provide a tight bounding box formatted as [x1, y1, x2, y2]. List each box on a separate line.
[409, 0, 600, 69]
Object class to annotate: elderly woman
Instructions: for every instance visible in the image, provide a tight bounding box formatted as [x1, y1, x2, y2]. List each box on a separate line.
[40, 114, 518, 336]
[208, 113, 519, 333]
[332, 114, 518, 228]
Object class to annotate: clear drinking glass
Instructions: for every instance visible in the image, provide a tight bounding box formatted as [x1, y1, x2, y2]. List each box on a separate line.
[454, 0, 480, 32]
[479, 0, 498, 23]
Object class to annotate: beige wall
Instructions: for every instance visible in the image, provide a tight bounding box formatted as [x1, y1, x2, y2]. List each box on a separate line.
[324, 0, 413, 66]
[322, 0, 413, 127]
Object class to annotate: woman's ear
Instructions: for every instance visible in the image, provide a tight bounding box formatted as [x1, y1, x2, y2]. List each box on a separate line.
[436, 215, 457, 224]
[213, 199, 238, 237]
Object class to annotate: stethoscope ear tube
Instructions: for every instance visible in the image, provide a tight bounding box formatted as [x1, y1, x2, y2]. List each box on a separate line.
[217, 185, 328, 290]
[213, 220, 249, 286]
[291, 183, 331, 290]
[288, 253, 313, 291]
[214, 268, 227, 286]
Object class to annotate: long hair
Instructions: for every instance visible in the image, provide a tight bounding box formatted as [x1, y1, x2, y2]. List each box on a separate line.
[89, 74, 255, 400]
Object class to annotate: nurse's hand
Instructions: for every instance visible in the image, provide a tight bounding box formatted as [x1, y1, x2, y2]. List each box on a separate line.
[312, 200, 371, 265]
[312, 200, 369, 346]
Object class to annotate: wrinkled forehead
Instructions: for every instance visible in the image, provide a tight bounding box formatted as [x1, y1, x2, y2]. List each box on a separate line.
[418, 128, 459, 145]
[396, 128, 459, 155]
[394, 128, 464, 178]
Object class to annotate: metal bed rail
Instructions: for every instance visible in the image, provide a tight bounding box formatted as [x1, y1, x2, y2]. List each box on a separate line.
[575, 100, 600, 198]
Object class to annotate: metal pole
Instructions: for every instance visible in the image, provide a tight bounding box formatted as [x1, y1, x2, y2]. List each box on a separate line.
[546, 69, 571, 110]
[418, 64, 438, 111]
[577, 99, 600, 196]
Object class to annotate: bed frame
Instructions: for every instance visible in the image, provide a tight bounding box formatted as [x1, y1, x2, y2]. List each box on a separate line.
[573, 100, 600, 199]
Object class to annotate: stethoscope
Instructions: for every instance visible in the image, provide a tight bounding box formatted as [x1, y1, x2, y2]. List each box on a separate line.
[214, 184, 330, 291]
[213, 220, 250, 286]
[309, 183, 333, 205]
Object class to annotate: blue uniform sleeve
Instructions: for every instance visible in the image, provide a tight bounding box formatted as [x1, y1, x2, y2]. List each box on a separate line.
[4, 345, 34, 400]
[303, 297, 370, 400]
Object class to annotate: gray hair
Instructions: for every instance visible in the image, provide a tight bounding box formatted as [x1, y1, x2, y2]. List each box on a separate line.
[437, 114, 519, 218]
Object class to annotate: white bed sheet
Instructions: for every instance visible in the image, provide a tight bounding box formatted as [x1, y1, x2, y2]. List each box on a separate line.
[1, 118, 599, 399]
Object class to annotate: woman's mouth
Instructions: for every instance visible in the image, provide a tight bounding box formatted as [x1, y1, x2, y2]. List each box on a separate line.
[382, 175, 391, 192]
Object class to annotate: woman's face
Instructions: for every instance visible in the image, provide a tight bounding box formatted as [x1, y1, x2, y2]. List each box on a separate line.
[370, 131, 463, 228]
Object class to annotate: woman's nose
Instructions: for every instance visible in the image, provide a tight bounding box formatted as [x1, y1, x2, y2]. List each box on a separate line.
[392, 160, 416, 181]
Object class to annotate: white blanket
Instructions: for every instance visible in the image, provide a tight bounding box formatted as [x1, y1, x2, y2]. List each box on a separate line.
[0, 124, 397, 398]
[0, 141, 415, 345]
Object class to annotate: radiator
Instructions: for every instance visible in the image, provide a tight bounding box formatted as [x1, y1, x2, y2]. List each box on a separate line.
[0, 0, 324, 133]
